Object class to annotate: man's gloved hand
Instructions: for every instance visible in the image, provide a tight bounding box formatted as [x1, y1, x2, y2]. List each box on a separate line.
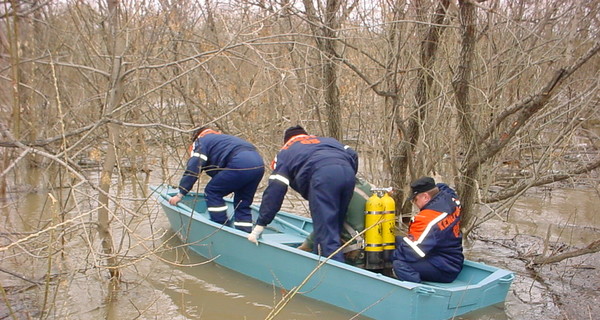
[247, 225, 265, 245]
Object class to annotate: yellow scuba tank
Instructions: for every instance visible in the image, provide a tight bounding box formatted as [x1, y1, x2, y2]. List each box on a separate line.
[380, 190, 396, 267]
[364, 191, 384, 270]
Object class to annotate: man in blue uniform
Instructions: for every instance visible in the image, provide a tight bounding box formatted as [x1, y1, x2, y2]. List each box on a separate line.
[297, 177, 371, 267]
[169, 127, 265, 232]
[247, 126, 358, 262]
[391, 176, 464, 283]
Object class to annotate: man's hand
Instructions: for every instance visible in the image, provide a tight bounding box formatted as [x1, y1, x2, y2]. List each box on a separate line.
[247, 225, 265, 245]
[168, 193, 183, 205]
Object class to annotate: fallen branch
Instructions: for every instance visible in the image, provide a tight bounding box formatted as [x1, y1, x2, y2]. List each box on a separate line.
[532, 239, 600, 265]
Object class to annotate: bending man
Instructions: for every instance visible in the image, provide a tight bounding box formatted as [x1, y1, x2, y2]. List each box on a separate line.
[247, 125, 358, 262]
[169, 127, 264, 233]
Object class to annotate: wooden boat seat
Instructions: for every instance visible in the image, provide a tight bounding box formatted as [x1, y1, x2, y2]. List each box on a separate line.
[261, 233, 305, 245]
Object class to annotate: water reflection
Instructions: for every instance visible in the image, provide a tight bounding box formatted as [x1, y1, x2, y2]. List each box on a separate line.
[486, 189, 599, 247]
[143, 230, 368, 320]
[465, 187, 600, 320]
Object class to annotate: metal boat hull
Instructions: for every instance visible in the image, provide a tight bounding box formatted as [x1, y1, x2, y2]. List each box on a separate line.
[152, 185, 514, 320]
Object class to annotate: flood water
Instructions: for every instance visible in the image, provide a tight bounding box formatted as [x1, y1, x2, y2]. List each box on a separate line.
[1, 173, 598, 320]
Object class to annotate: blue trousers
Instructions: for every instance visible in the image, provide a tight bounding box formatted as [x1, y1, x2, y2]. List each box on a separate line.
[392, 259, 458, 283]
[308, 164, 355, 262]
[205, 150, 264, 232]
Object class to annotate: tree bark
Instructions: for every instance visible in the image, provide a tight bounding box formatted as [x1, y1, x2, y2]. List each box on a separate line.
[452, 0, 479, 233]
[302, 0, 345, 140]
[96, 0, 126, 281]
[3, 0, 23, 196]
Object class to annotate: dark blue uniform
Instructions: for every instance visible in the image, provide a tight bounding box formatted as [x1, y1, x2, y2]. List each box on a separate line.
[392, 183, 463, 282]
[178, 129, 265, 232]
[257, 134, 358, 262]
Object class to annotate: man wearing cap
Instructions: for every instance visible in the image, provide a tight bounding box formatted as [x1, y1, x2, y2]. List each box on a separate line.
[169, 127, 265, 233]
[391, 176, 464, 283]
[247, 125, 358, 262]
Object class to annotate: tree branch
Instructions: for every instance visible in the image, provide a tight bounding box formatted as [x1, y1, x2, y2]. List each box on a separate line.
[465, 41, 600, 174]
[483, 157, 600, 203]
[532, 239, 600, 265]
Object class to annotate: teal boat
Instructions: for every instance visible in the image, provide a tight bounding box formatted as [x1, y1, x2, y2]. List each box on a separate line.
[152, 185, 514, 320]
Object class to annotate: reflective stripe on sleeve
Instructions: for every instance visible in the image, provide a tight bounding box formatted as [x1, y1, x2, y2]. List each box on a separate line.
[414, 212, 447, 245]
[403, 237, 426, 257]
[234, 221, 253, 227]
[191, 152, 207, 161]
[207, 205, 228, 212]
[271, 155, 278, 170]
[269, 174, 290, 186]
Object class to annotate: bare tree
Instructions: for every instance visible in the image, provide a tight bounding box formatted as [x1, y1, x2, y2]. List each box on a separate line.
[96, 0, 125, 281]
[450, 1, 599, 233]
[301, 0, 357, 139]
[395, 0, 451, 212]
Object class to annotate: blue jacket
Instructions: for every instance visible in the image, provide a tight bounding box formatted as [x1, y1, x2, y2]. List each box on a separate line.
[393, 183, 464, 275]
[178, 129, 258, 195]
[257, 134, 358, 226]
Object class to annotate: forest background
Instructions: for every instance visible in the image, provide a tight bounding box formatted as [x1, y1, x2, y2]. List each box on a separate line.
[0, 0, 598, 319]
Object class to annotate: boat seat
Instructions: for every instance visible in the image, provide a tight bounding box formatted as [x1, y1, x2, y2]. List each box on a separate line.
[261, 233, 305, 245]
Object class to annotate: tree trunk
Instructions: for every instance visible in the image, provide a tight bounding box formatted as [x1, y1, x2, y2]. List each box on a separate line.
[3, 0, 23, 196]
[452, 0, 478, 232]
[96, 0, 126, 281]
[393, 0, 450, 211]
[323, 1, 342, 140]
[302, 0, 344, 140]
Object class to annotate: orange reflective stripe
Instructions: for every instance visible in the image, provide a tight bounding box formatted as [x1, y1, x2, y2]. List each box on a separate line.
[198, 129, 221, 138]
[189, 129, 221, 155]
[408, 209, 444, 243]
[280, 134, 318, 150]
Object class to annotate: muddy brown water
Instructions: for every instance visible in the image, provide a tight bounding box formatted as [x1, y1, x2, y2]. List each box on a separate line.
[1, 177, 598, 319]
